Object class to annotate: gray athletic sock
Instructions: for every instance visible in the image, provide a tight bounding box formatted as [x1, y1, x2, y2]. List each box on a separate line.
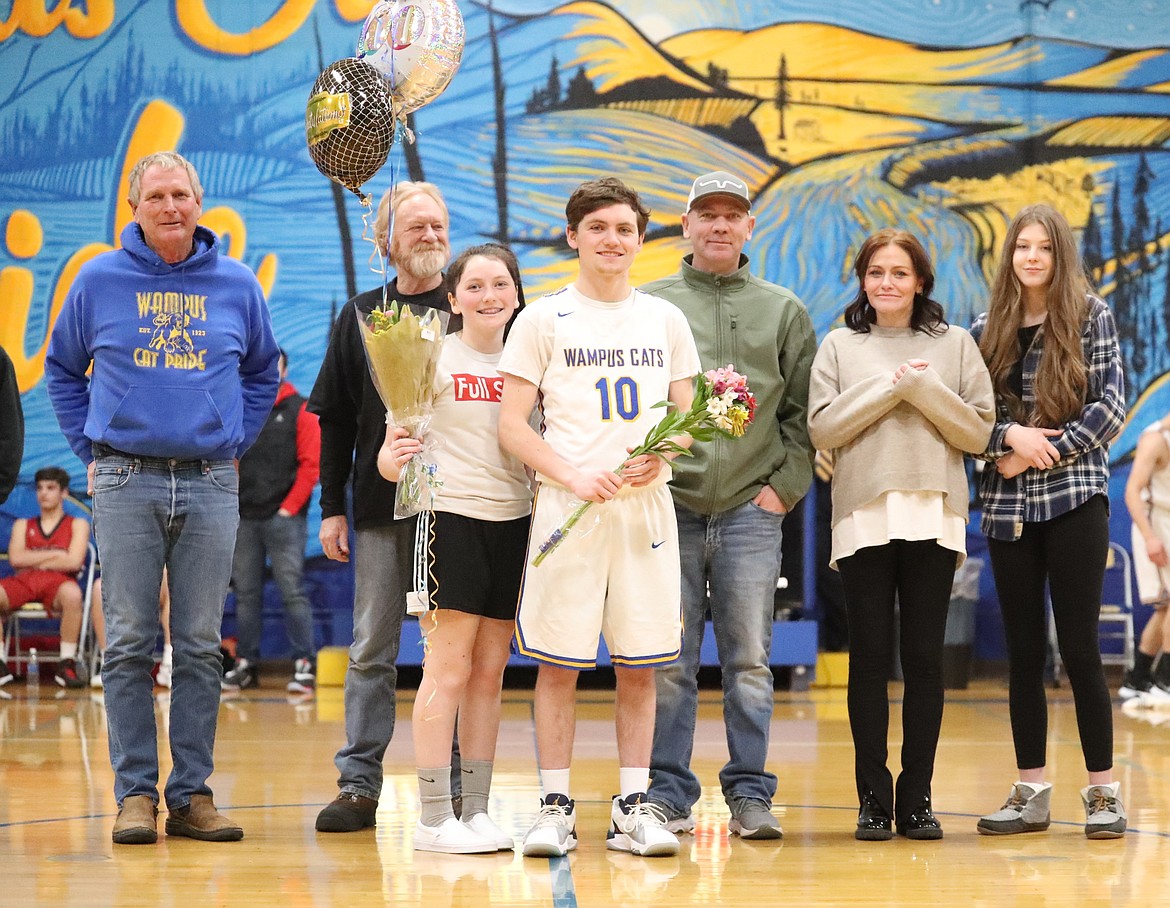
[459, 759, 494, 819]
[418, 766, 455, 827]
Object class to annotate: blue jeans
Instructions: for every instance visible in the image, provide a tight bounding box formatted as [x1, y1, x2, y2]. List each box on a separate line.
[333, 522, 411, 800]
[649, 500, 784, 813]
[231, 513, 314, 662]
[92, 453, 238, 809]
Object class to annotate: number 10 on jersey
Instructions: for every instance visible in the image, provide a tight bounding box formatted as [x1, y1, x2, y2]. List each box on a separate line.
[595, 376, 640, 422]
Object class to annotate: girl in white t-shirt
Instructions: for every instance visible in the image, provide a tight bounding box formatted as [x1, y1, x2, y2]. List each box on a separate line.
[378, 245, 531, 855]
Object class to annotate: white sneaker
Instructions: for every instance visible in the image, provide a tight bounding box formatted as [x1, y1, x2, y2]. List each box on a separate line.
[287, 658, 315, 694]
[463, 811, 514, 851]
[1118, 671, 1151, 700]
[413, 816, 498, 854]
[1141, 683, 1170, 705]
[607, 793, 680, 857]
[521, 794, 577, 857]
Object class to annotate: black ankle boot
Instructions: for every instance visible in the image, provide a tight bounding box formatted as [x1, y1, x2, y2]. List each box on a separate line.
[896, 795, 943, 840]
[856, 790, 893, 841]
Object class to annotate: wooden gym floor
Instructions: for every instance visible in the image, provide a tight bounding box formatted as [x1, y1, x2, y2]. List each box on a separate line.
[2, 677, 1168, 906]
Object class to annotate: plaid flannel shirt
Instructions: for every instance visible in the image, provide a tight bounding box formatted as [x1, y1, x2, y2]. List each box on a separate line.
[971, 295, 1126, 542]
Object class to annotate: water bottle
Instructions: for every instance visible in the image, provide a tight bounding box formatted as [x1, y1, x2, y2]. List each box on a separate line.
[26, 648, 39, 694]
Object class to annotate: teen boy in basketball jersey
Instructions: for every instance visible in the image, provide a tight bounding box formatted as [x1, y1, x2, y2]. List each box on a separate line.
[498, 177, 701, 858]
[0, 466, 90, 688]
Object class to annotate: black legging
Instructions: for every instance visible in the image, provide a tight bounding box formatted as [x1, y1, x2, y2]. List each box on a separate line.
[838, 539, 956, 824]
[986, 494, 1113, 773]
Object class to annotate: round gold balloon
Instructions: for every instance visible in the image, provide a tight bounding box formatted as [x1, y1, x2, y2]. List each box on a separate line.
[356, 0, 466, 118]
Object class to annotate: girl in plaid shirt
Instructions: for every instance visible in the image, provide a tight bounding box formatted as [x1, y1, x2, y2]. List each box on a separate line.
[972, 204, 1127, 840]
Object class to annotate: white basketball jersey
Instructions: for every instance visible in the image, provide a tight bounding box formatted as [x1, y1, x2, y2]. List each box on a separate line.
[498, 285, 701, 484]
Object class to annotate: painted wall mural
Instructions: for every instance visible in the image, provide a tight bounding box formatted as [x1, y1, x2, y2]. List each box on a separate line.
[3, 1, 1170, 515]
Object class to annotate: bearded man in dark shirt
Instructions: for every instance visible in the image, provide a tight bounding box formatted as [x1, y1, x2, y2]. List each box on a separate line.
[310, 181, 461, 832]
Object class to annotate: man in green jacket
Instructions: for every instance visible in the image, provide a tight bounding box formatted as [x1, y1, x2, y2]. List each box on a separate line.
[642, 170, 815, 839]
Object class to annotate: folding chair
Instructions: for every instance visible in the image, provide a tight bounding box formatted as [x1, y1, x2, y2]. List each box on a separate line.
[1049, 541, 1135, 686]
[4, 542, 98, 673]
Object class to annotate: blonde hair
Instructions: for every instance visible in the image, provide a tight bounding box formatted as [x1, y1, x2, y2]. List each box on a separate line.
[128, 152, 203, 206]
[373, 181, 448, 259]
[979, 203, 1091, 427]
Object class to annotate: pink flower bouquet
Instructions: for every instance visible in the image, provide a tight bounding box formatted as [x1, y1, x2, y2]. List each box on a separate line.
[532, 365, 757, 566]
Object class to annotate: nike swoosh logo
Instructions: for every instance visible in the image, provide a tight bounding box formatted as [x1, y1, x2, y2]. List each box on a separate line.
[462, 768, 474, 774]
[419, 776, 435, 783]
[651, 541, 665, 549]
[557, 311, 573, 317]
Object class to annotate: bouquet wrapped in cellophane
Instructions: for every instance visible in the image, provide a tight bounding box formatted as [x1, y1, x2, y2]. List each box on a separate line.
[357, 298, 450, 518]
[532, 365, 758, 566]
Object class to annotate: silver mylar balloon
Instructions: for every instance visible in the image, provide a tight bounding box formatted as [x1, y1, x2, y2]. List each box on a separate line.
[306, 58, 394, 199]
[356, 0, 466, 118]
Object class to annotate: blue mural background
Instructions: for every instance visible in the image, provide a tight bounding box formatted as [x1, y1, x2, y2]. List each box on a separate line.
[3, 2, 1170, 604]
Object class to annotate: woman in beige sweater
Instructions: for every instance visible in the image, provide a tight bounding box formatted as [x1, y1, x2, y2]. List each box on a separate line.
[808, 229, 994, 841]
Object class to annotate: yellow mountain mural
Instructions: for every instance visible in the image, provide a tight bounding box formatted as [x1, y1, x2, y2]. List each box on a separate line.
[554, 5, 1056, 99]
[753, 101, 942, 167]
[1048, 116, 1170, 147]
[661, 22, 1034, 84]
[546, 5, 1170, 169]
[554, 1, 713, 94]
[1047, 49, 1168, 89]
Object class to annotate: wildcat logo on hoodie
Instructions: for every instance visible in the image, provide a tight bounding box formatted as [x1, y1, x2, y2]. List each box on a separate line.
[134, 290, 209, 370]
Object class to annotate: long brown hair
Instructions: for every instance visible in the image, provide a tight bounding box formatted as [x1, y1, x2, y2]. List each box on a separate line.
[843, 229, 946, 335]
[979, 204, 1090, 426]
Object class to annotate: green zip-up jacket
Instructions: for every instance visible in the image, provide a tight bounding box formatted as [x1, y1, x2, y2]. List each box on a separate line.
[642, 254, 816, 515]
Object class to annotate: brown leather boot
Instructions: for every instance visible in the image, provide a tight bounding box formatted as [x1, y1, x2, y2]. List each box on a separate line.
[112, 795, 159, 845]
[165, 794, 244, 841]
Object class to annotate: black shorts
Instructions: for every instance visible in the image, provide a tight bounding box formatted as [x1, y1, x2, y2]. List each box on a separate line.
[427, 511, 531, 621]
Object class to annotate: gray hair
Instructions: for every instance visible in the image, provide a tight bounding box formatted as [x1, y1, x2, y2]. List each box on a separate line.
[128, 152, 203, 206]
[373, 181, 448, 257]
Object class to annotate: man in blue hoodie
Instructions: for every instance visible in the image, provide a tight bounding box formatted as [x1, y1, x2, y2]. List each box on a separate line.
[46, 151, 279, 846]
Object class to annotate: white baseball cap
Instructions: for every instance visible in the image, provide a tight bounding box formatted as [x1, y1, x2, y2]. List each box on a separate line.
[686, 171, 751, 212]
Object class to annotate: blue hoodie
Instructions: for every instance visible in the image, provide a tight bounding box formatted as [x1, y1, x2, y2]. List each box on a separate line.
[46, 222, 279, 463]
